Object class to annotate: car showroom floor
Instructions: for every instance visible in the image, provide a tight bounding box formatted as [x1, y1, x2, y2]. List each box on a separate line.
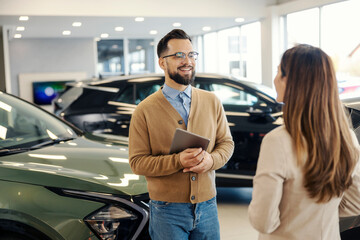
[217, 187, 258, 240]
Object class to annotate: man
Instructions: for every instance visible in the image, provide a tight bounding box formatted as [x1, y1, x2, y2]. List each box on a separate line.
[129, 29, 234, 240]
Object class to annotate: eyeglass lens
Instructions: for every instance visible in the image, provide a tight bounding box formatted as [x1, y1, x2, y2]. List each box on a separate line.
[175, 52, 198, 60]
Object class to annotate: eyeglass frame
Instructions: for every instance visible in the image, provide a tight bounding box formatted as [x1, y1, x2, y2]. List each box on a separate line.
[162, 51, 199, 60]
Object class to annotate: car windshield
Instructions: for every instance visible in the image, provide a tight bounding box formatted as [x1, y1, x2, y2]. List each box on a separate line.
[0, 92, 78, 150]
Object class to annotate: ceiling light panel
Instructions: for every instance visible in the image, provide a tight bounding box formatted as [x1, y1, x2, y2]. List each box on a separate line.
[135, 17, 144, 22]
[72, 22, 82, 27]
[62, 30, 71, 35]
[115, 26, 124, 31]
[202, 26, 211, 32]
[19, 16, 29, 21]
[100, 33, 109, 38]
[235, 18, 245, 23]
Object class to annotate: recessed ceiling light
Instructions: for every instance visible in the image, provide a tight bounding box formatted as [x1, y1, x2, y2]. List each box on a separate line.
[235, 17, 245, 23]
[149, 30, 158, 35]
[16, 26, 25, 31]
[101, 33, 109, 38]
[115, 26, 124, 31]
[173, 22, 181, 27]
[135, 17, 144, 22]
[72, 22, 82, 27]
[19, 16, 29, 21]
[202, 26, 211, 32]
[14, 34, 22, 38]
[62, 30, 71, 35]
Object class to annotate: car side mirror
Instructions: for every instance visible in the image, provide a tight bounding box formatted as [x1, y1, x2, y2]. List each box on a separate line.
[246, 106, 275, 123]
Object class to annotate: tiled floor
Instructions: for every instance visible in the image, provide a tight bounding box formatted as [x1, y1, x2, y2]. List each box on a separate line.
[217, 187, 258, 240]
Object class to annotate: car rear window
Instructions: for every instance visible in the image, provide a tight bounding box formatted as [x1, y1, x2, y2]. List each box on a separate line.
[69, 89, 117, 110]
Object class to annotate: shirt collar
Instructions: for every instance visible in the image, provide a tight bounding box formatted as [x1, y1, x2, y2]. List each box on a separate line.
[163, 83, 192, 99]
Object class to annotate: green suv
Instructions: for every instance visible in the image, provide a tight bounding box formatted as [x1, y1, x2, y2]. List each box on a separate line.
[0, 91, 149, 240]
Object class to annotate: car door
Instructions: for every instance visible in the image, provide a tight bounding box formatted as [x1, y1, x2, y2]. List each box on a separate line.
[194, 79, 282, 176]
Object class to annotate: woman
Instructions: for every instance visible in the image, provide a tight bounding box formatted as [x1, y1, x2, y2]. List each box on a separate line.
[248, 44, 360, 240]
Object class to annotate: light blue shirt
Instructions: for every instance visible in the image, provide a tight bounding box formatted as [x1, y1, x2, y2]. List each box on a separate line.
[162, 83, 192, 126]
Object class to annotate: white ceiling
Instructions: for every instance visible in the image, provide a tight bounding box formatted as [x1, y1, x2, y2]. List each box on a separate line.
[0, 0, 293, 39]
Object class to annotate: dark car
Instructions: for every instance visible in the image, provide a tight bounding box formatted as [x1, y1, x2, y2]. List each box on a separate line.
[0, 91, 149, 240]
[54, 73, 284, 187]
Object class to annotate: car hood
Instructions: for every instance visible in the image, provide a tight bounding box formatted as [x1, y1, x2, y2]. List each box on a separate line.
[0, 136, 147, 196]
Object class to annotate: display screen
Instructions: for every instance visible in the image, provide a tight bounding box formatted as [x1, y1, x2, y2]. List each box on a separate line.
[32, 80, 74, 105]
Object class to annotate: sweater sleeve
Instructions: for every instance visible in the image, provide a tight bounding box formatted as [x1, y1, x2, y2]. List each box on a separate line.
[210, 99, 235, 170]
[128, 104, 184, 177]
[248, 130, 285, 234]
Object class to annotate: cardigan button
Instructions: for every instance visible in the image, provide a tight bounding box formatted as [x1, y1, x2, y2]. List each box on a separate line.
[191, 196, 195, 200]
[178, 120, 183, 125]
[191, 176, 196, 181]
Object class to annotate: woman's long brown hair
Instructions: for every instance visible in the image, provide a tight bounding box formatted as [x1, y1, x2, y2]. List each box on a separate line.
[281, 44, 359, 203]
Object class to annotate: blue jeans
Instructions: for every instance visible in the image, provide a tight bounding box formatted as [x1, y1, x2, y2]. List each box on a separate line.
[149, 197, 220, 240]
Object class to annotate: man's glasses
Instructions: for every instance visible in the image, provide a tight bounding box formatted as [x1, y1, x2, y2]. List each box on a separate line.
[162, 51, 199, 60]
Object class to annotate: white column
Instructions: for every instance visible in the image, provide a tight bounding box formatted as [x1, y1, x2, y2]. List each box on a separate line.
[261, 6, 281, 89]
[123, 38, 130, 75]
[2, 26, 12, 93]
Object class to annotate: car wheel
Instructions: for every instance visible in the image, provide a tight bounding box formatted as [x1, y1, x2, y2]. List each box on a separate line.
[0, 220, 51, 240]
[0, 232, 31, 240]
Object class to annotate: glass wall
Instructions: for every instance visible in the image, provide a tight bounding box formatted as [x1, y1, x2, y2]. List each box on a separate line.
[128, 39, 155, 74]
[322, 0, 360, 99]
[286, 8, 320, 48]
[97, 40, 124, 77]
[97, 39, 155, 77]
[203, 22, 262, 83]
[282, 0, 360, 99]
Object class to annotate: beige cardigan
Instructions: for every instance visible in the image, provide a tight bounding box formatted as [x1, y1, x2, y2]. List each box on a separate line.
[248, 125, 360, 240]
[129, 87, 234, 203]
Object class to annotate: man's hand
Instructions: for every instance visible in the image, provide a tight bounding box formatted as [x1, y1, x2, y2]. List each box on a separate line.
[183, 151, 213, 174]
[179, 148, 204, 169]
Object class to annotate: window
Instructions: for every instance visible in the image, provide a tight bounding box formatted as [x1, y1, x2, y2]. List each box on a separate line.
[203, 22, 261, 83]
[282, 0, 360, 99]
[195, 82, 259, 107]
[135, 83, 161, 104]
[286, 8, 320, 48]
[128, 39, 155, 75]
[114, 82, 162, 104]
[321, 0, 360, 99]
[203, 32, 218, 73]
[97, 40, 124, 77]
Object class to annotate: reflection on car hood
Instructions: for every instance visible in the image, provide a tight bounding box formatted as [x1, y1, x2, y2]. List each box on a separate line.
[0, 136, 147, 196]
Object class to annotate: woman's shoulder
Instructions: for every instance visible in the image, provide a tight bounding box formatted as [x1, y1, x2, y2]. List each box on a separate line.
[265, 125, 290, 139]
[262, 125, 293, 147]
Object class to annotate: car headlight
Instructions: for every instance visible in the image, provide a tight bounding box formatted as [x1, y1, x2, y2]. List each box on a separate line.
[85, 205, 139, 240]
[51, 188, 149, 240]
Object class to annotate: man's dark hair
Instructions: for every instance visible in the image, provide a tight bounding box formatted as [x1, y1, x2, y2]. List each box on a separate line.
[157, 29, 192, 58]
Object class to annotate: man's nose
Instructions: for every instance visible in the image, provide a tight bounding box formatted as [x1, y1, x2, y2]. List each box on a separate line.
[182, 55, 192, 64]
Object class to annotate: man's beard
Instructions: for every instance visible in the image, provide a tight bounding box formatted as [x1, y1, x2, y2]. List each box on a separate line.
[168, 67, 196, 86]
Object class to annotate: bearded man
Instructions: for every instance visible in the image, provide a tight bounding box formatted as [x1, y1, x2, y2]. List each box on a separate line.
[129, 29, 234, 240]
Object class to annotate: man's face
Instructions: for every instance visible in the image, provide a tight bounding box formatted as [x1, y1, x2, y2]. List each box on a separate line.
[159, 39, 196, 86]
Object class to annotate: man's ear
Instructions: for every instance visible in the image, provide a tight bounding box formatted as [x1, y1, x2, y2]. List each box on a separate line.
[159, 57, 166, 71]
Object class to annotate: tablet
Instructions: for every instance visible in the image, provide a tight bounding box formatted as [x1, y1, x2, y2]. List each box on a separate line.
[169, 128, 210, 154]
